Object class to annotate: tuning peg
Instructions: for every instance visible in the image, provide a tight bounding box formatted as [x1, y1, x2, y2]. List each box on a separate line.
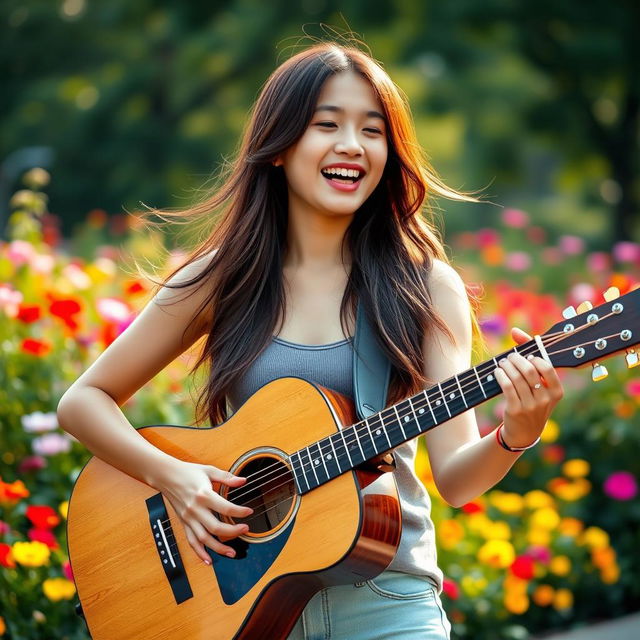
[577, 301, 594, 314]
[592, 363, 608, 381]
[604, 286, 620, 302]
[626, 349, 640, 368]
[562, 306, 577, 319]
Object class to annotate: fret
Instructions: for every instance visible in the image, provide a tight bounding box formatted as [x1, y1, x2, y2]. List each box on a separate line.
[399, 400, 421, 438]
[429, 387, 450, 423]
[455, 374, 468, 408]
[352, 424, 367, 462]
[376, 411, 393, 449]
[473, 365, 487, 399]
[393, 405, 407, 440]
[407, 396, 423, 430]
[363, 417, 378, 454]
[303, 446, 319, 487]
[338, 428, 355, 468]
[309, 441, 329, 484]
[290, 451, 307, 493]
[326, 434, 342, 476]
[422, 389, 437, 424]
[437, 383, 452, 417]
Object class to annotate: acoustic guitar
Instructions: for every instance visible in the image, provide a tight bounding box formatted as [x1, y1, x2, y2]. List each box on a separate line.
[66, 287, 639, 639]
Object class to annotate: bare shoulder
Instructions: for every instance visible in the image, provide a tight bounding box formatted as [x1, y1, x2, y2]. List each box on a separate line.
[60, 249, 217, 407]
[427, 258, 468, 300]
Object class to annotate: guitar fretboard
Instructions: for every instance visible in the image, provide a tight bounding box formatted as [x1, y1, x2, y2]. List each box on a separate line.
[290, 339, 542, 494]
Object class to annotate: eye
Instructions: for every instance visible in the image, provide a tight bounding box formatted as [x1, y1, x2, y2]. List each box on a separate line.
[315, 121, 337, 128]
[364, 127, 383, 134]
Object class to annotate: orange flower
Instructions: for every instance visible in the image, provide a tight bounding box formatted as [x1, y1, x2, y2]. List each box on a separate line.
[552, 588, 574, 611]
[532, 584, 555, 607]
[0, 479, 30, 504]
[438, 519, 464, 550]
[591, 546, 616, 569]
[504, 591, 529, 615]
[558, 517, 583, 537]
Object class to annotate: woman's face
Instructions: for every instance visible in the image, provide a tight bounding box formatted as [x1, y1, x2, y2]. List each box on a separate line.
[276, 70, 388, 219]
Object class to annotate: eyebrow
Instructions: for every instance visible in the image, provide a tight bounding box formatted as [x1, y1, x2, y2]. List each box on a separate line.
[314, 104, 386, 122]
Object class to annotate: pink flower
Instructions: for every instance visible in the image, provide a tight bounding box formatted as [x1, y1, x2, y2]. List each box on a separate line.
[603, 471, 637, 501]
[613, 242, 640, 263]
[0, 284, 23, 317]
[505, 251, 532, 272]
[541, 247, 563, 265]
[626, 380, 640, 398]
[32, 433, 72, 456]
[524, 545, 552, 564]
[526, 226, 547, 244]
[7, 240, 37, 266]
[96, 297, 131, 323]
[63, 559, 74, 582]
[587, 252, 611, 273]
[0, 520, 10, 536]
[569, 283, 596, 307]
[559, 235, 585, 256]
[18, 455, 47, 473]
[476, 228, 501, 248]
[502, 208, 530, 229]
[442, 577, 460, 600]
[21, 411, 58, 433]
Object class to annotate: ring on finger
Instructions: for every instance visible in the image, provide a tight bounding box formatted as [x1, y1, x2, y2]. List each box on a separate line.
[533, 382, 542, 390]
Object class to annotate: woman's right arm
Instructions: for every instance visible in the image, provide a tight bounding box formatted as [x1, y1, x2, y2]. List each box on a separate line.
[56, 253, 252, 563]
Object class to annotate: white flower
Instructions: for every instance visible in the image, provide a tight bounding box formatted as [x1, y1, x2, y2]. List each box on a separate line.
[22, 411, 59, 433]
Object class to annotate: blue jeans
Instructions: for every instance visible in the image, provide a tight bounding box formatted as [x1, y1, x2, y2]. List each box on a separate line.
[286, 570, 452, 640]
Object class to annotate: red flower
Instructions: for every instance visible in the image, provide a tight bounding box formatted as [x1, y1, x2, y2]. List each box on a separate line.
[20, 338, 52, 356]
[124, 280, 147, 295]
[0, 543, 16, 568]
[510, 555, 535, 580]
[49, 298, 82, 331]
[442, 577, 460, 600]
[17, 304, 42, 324]
[542, 444, 565, 464]
[28, 528, 59, 549]
[63, 559, 74, 582]
[26, 505, 61, 529]
[461, 500, 484, 514]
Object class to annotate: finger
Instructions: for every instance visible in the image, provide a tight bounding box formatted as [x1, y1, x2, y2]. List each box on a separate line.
[511, 327, 533, 344]
[508, 352, 544, 389]
[494, 367, 521, 406]
[184, 522, 213, 565]
[498, 357, 534, 406]
[529, 357, 564, 399]
[207, 467, 247, 487]
[209, 492, 253, 518]
[190, 520, 241, 558]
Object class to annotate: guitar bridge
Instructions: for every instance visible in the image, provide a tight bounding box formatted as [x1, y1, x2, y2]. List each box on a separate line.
[145, 493, 193, 604]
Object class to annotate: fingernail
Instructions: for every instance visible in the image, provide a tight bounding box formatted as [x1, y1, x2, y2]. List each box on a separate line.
[499, 358, 507, 365]
[225, 551, 235, 558]
[527, 354, 534, 360]
[203, 558, 211, 565]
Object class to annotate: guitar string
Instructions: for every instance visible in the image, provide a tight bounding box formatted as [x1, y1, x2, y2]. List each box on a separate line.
[157, 327, 617, 535]
[159, 323, 613, 531]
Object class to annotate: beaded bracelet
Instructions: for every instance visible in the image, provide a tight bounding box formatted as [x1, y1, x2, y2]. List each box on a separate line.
[495, 423, 540, 452]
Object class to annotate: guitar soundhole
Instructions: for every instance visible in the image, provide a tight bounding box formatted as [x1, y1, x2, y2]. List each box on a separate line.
[228, 455, 297, 537]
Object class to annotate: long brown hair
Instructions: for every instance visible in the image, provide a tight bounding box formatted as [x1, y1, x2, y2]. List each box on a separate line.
[134, 42, 483, 426]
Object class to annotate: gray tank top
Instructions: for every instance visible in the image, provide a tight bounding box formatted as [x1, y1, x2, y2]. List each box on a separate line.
[226, 335, 444, 591]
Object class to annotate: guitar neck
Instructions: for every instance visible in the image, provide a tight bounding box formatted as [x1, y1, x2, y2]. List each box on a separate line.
[290, 338, 545, 494]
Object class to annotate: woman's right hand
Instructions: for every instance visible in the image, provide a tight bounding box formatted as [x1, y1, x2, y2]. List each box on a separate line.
[152, 459, 253, 564]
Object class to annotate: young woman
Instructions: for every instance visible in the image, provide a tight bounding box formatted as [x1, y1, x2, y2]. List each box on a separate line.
[57, 42, 564, 639]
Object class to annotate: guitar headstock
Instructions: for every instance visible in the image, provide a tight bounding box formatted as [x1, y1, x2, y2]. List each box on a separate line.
[541, 287, 640, 380]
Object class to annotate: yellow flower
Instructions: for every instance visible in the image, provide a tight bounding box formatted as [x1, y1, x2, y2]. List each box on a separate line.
[42, 578, 76, 602]
[540, 419, 559, 443]
[489, 491, 524, 515]
[553, 588, 574, 611]
[504, 591, 529, 614]
[438, 519, 464, 550]
[558, 517, 583, 537]
[580, 526, 610, 550]
[477, 539, 515, 568]
[601, 563, 620, 584]
[562, 459, 590, 478]
[461, 575, 488, 597]
[527, 528, 551, 546]
[530, 507, 561, 530]
[550, 555, 571, 576]
[523, 490, 555, 510]
[11, 541, 50, 567]
[483, 520, 511, 541]
[532, 584, 555, 607]
[549, 478, 591, 501]
[466, 512, 491, 534]
[59, 501, 69, 520]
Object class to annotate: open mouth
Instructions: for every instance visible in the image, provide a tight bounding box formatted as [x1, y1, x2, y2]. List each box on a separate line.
[320, 167, 364, 185]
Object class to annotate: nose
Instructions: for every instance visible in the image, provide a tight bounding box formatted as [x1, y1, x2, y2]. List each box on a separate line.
[334, 126, 363, 156]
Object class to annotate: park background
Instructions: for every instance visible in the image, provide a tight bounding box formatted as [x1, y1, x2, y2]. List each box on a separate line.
[1, 1, 639, 638]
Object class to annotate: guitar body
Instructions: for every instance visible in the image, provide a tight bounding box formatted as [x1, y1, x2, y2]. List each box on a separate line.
[67, 377, 402, 640]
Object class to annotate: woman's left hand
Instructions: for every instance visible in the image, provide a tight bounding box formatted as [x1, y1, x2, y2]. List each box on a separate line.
[494, 327, 564, 449]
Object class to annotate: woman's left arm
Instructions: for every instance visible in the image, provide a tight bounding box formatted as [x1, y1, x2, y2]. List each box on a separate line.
[422, 261, 564, 507]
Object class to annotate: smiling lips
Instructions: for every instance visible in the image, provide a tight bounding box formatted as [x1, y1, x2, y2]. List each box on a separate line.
[320, 164, 366, 192]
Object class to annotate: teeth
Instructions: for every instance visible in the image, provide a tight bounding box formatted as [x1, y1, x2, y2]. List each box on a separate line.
[322, 167, 362, 179]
